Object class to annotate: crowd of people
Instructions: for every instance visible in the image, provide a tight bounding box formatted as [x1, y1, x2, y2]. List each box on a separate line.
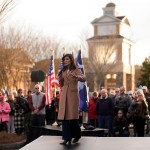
[0, 54, 150, 146]
[0, 84, 150, 141]
[88, 86, 150, 137]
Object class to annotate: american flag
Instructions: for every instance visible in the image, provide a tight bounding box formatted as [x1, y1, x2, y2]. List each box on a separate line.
[46, 55, 59, 104]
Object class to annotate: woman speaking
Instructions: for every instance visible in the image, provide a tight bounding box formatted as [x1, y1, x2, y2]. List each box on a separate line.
[58, 53, 86, 145]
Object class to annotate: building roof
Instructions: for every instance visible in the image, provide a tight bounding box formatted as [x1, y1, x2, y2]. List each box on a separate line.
[105, 2, 116, 7]
[116, 16, 125, 20]
[33, 58, 62, 75]
[87, 35, 124, 41]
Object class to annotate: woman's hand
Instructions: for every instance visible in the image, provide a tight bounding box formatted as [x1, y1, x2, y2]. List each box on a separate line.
[69, 72, 78, 79]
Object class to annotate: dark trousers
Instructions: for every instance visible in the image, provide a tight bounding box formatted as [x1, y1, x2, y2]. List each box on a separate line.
[98, 115, 113, 136]
[112, 127, 130, 137]
[133, 116, 145, 137]
[89, 119, 98, 128]
[30, 114, 45, 126]
[0, 121, 8, 132]
[27, 114, 45, 143]
[62, 120, 81, 140]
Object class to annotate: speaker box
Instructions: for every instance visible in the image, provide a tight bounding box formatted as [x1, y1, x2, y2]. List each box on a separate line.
[31, 70, 46, 82]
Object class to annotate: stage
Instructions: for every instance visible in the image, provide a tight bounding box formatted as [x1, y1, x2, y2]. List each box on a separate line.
[21, 136, 150, 150]
[40, 125, 109, 136]
[26, 125, 109, 143]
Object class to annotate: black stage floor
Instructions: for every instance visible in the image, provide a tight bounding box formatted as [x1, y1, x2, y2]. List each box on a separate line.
[42, 125, 109, 136]
[26, 125, 109, 144]
[21, 136, 150, 150]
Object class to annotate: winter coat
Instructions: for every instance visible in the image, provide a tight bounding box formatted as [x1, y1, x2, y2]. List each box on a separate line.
[7, 99, 15, 116]
[0, 101, 11, 123]
[129, 99, 148, 119]
[113, 116, 129, 132]
[88, 98, 98, 119]
[144, 93, 150, 111]
[96, 96, 114, 116]
[114, 93, 131, 110]
[58, 68, 86, 120]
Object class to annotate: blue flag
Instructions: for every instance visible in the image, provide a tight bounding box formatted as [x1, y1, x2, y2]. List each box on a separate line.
[59, 53, 65, 70]
[76, 50, 88, 112]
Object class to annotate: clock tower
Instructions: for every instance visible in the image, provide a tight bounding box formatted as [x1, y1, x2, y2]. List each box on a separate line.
[87, 2, 135, 91]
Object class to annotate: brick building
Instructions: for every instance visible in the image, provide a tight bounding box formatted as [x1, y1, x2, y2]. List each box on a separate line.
[87, 2, 135, 91]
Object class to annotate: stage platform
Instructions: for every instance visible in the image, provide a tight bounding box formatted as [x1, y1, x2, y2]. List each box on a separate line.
[26, 125, 109, 144]
[40, 125, 109, 136]
[21, 136, 150, 150]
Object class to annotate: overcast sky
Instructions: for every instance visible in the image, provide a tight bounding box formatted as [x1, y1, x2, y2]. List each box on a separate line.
[5, 0, 150, 65]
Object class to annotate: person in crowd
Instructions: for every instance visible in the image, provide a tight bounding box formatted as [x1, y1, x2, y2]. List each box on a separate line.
[14, 89, 26, 135]
[53, 91, 60, 125]
[96, 89, 114, 136]
[45, 90, 57, 125]
[0, 89, 8, 101]
[58, 54, 86, 145]
[29, 84, 46, 140]
[142, 86, 150, 134]
[24, 90, 32, 135]
[29, 84, 46, 126]
[0, 96, 11, 132]
[12, 90, 17, 99]
[129, 89, 148, 137]
[7, 94, 15, 133]
[114, 86, 132, 116]
[127, 91, 135, 102]
[110, 88, 120, 103]
[112, 109, 130, 137]
[142, 86, 150, 112]
[88, 91, 98, 128]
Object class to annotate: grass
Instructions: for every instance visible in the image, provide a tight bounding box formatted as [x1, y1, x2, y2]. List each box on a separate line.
[0, 131, 26, 144]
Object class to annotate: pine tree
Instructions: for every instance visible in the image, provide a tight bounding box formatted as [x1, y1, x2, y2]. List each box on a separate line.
[138, 56, 150, 89]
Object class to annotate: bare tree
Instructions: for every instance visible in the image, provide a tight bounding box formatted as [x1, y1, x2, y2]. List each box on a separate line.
[0, 24, 63, 89]
[79, 28, 91, 56]
[88, 35, 120, 90]
[0, 0, 16, 23]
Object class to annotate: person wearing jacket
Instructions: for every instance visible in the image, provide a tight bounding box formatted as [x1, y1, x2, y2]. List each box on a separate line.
[96, 89, 114, 136]
[7, 94, 15, 133]
[129, 89, 148, 137]
[112, 109, 130, 137]
[28, 84, 46, 142]
[58, 54, 86, 145]
[88, 91, 98, 128]
[0, 96, 11, 132]
[114, 86, 132, 116]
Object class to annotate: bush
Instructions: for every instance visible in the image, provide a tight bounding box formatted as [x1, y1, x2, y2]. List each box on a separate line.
[0, 131, 26, 144]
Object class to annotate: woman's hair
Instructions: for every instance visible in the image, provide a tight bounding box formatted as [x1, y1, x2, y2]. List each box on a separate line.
[92, 91, 98, 97]
[62, 54, 76, 71]
[136, 89, 148, 108]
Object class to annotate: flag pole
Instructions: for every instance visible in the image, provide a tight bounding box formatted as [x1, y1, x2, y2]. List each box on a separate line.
[76, 48, 89, 129]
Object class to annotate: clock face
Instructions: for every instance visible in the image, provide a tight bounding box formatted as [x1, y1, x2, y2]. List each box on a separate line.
[98, 25, 115, 36]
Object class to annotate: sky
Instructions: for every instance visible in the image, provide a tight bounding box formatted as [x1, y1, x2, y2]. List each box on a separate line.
[5, 0, 150, 65]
